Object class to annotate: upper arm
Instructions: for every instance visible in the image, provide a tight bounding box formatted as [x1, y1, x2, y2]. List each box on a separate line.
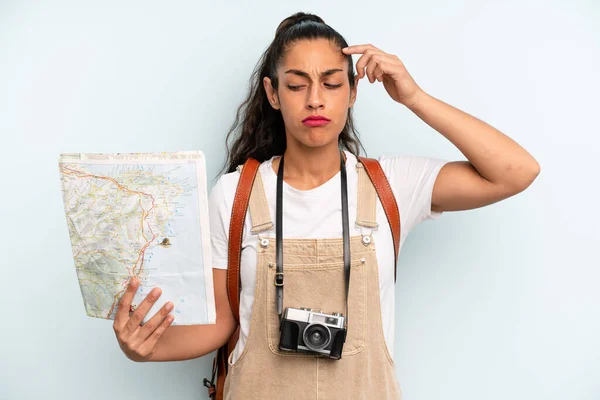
[430, 161, 527, 213]
[212, 267, 237, 335]
[209, 177, 233, 270]
[379, 154, 449, 237]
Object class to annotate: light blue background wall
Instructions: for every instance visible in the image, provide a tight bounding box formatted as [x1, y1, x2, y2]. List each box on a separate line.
[1, 1, 598, 399]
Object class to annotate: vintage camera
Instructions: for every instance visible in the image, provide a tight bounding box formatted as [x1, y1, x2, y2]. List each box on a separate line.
[279, 307, 347, 359]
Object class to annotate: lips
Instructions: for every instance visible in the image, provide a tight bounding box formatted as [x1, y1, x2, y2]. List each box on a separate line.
[302, 115, 330, 122]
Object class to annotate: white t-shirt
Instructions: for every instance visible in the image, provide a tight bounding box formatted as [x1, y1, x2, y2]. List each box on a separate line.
[209, 150, 449, 364]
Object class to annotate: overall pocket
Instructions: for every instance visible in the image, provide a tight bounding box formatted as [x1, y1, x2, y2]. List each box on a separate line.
[266, 257, 368, 357]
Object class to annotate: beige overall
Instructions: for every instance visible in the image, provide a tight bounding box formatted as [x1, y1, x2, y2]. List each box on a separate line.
[223, 161, 403, 399]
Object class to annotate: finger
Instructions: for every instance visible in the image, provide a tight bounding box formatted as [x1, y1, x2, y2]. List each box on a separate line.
[361, 51, 389, 81]
[373, 63, 385, 82]
[366, 56, 382, 83]
[342, 44, 379, 55]
[115, 276, 139, 327]
[136, 300, 175, 342]
[125, 286, 162, 333]
[355, 50, 375, 80]
[137, 312, 176, 357]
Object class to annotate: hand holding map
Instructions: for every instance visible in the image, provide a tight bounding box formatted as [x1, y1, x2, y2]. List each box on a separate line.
[58, 151, 215, 326]
[113, 276, 175, 361]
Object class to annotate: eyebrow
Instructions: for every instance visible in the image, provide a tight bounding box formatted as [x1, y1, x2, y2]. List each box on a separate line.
[284, 68, 343, 80]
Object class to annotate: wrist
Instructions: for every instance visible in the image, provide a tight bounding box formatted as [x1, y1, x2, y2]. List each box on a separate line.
[405, 88, 427, 111]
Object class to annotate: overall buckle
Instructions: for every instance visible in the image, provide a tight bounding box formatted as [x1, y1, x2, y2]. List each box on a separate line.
[274, 272, 284, 286]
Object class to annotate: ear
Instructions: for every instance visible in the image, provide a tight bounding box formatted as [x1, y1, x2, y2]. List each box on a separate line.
[263, 77, 280, 110]
[349, 75, 359, 108]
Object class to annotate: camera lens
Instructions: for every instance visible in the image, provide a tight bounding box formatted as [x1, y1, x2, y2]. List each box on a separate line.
[303, 323, 331, 352]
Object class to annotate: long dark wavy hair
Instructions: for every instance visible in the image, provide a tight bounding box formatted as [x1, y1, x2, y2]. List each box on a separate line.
[216, 11, 366, 179]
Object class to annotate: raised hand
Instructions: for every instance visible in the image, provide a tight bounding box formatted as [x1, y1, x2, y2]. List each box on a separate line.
[343, 43, 423, 107]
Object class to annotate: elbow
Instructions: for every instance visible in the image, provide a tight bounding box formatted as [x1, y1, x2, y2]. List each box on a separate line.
[502, 158, 540, 193]
[529, 161, 541, 180]
[524, 161, 541, 187]
[511, 163, 541, 193]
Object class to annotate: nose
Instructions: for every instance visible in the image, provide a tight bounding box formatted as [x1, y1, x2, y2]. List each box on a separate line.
[306, 85, 324, 110]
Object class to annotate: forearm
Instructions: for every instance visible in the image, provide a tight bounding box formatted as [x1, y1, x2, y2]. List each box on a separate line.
[407, 90, 540, 189]
[146, 320, 235, 362]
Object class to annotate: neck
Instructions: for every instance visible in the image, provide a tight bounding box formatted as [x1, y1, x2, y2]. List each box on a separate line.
[272, 142, 345, 191]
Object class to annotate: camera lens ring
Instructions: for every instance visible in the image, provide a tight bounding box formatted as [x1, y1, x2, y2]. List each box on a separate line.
[302, 322, 332, 352]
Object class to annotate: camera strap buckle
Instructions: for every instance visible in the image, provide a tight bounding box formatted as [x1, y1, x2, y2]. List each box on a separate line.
[274, 272, 284, 287]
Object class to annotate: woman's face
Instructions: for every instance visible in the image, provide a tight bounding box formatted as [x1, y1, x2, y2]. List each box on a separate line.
[263, 38, 359, 150]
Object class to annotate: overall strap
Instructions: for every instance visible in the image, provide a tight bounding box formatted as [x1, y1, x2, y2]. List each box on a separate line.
[248, 166, 274, 234]
[355, 161, 379, 229]
[357, 156, 401, 282]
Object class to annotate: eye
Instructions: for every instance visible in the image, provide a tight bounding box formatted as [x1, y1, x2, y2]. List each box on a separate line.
[287, 83, 343, 91]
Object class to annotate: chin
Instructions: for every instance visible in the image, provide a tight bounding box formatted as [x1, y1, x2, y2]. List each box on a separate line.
[304, 129, 338, 144]
[301, 138, 337, 149]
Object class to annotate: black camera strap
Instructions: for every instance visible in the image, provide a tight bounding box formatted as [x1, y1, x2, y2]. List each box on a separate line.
[276, 150, 351, 329]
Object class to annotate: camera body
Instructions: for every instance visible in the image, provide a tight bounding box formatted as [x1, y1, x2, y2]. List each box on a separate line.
[279, 307, 347, 359]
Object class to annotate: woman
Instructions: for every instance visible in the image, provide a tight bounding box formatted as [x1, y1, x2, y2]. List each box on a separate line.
[113, 12, 540, 399]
